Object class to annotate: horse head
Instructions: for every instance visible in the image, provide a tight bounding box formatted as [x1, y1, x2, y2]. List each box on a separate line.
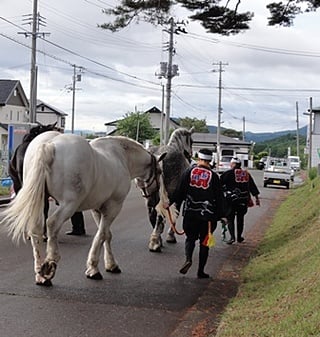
[168, 126, 194, 160]
[23, 122, 58, 143]
[135, 152, 166, 199]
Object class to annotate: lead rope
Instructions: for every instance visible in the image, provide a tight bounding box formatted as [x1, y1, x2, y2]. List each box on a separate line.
[166, 207, 185, 235]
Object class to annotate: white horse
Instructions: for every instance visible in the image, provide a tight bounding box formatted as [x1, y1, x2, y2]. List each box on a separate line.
[2, 132, 165, 286]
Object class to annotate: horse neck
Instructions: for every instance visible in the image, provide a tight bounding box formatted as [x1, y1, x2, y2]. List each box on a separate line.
[124, 144, 151, 179]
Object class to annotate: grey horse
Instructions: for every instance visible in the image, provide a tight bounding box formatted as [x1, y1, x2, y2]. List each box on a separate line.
[145, 127, 194, 252]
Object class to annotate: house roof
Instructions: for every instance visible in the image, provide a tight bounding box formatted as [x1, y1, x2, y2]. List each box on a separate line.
[0, 123, 8, 131]
[192, 132, 252, 146]
[0, 79, 28, 107]
[36, 100, 68, 116]
[104, 106, 180, 127]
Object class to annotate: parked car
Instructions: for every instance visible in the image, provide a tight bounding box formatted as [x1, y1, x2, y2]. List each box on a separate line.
[263, 157, 292, 189]
[257, 156, 267, 170]
[288, 156, 301, 171]
[217, 155, 233, 173]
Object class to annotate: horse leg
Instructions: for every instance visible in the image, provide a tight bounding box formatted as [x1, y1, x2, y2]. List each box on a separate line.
[37, 209, 68, 285]
[166, 227, 177, 243]
[86, 203, 122, 279]
[85, 210, 104, 279]
[149, 214, 164, 252]
[30, 234, 50, 286]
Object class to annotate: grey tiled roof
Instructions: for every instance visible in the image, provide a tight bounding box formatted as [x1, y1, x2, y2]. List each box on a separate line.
[193, 132, 252, 146]
[0, 80, 19, 105]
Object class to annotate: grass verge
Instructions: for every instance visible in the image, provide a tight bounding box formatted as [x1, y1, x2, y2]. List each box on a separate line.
[215, 177, 320, 337]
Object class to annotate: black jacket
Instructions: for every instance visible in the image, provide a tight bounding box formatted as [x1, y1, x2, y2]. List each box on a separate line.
[171, 164, 225, 222]
[220, 168, 260, 206]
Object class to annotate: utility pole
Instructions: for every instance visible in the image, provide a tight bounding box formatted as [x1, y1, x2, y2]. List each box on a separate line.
[212, 61, 228, 168]
[242, 116, 246, 141]
[29, 0, 38, 124]
[19, 0, 50, 123]
[164, 17, 174, 145]
[68, 65, 83, 134]
[160, 84, 165, 145]
[135, 106, 140, 142]
[296, 101, 300, 157]
[308, 97, 313, 169]
[156, 18, 185, 144]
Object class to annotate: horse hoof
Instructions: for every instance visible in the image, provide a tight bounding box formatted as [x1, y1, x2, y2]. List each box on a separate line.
[106, 266, 121, 273]
[36, 279, 52, 287]
[166, 236, 177, 244]
[149, 247, 162, 253]
[87, 272, 103, 280]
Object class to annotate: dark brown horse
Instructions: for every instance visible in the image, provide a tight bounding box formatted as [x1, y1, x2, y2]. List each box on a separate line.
[9, 123, 58, 193]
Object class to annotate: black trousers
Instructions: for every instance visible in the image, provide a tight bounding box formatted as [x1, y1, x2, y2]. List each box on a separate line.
[183, 217, 217, 273]
[226, 204, 248, 240]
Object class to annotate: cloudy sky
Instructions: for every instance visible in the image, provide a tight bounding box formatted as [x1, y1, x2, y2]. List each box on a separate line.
[1, 0, 320, 133]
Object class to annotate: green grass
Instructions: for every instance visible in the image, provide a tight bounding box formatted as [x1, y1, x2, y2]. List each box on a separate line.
[215, 177, 320, 337]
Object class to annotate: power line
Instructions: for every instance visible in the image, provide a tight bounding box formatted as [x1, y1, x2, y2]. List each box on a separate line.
[186, 32, 320, 58]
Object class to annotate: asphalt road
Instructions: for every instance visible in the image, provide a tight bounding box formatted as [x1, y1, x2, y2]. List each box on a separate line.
[0, 170, 290, 337]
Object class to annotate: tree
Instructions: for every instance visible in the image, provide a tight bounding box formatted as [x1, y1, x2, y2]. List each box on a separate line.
[100, 1, 320, 36]
[116, 111, 156, 143]
[179, 117, 209, 133]
[221, 128, 242, 138]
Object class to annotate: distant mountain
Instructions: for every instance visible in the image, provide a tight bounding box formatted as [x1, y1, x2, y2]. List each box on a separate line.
[244, 125, 307, 143]
[207, 125, 307, 143]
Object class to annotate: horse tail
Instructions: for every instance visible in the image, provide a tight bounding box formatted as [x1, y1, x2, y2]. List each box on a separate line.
[2, 143, 55, 244]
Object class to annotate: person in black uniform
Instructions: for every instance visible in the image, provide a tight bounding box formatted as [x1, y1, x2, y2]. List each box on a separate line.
[169, 148, 226, 279]
[220, 157, 260, 244]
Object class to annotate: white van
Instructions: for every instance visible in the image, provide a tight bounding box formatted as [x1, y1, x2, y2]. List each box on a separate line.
[288, 156, 300, 171]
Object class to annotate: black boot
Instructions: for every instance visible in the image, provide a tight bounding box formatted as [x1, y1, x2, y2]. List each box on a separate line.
[197, 245, 209, 278]
[226, 219, 235, 244]
[66, 212, 86, 235]
[179, 239, 194, 274]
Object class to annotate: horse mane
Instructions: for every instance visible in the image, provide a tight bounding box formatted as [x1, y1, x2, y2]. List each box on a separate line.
[167, 127, 194, 150]
[22, 122, 58, 143]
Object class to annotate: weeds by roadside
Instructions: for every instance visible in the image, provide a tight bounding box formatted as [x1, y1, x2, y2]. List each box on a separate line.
[215, 176, 320, 337]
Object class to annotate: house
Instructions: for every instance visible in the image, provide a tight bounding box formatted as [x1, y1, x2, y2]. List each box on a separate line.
[0, 80, 29, 165]
[309, 106, 320, 168]
[36, 100, 66, 131]
[0, 79, 68, 174]
[192, 132, 253, 168]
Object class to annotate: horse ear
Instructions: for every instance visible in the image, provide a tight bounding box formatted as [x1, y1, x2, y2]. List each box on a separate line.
[189, 126, 195, 134]
[157, 152, 167, 162]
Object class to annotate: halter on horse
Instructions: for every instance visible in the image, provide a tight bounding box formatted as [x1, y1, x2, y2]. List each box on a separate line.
[2, 133, 165, 286]
[145, 127, 194, 252]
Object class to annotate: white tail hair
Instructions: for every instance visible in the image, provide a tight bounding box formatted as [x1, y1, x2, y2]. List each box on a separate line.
[1, 143, 55, 244]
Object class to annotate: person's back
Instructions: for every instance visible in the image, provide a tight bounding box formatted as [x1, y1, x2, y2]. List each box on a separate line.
[220, 157, 260, 244]
[171, 148, 225, 278]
